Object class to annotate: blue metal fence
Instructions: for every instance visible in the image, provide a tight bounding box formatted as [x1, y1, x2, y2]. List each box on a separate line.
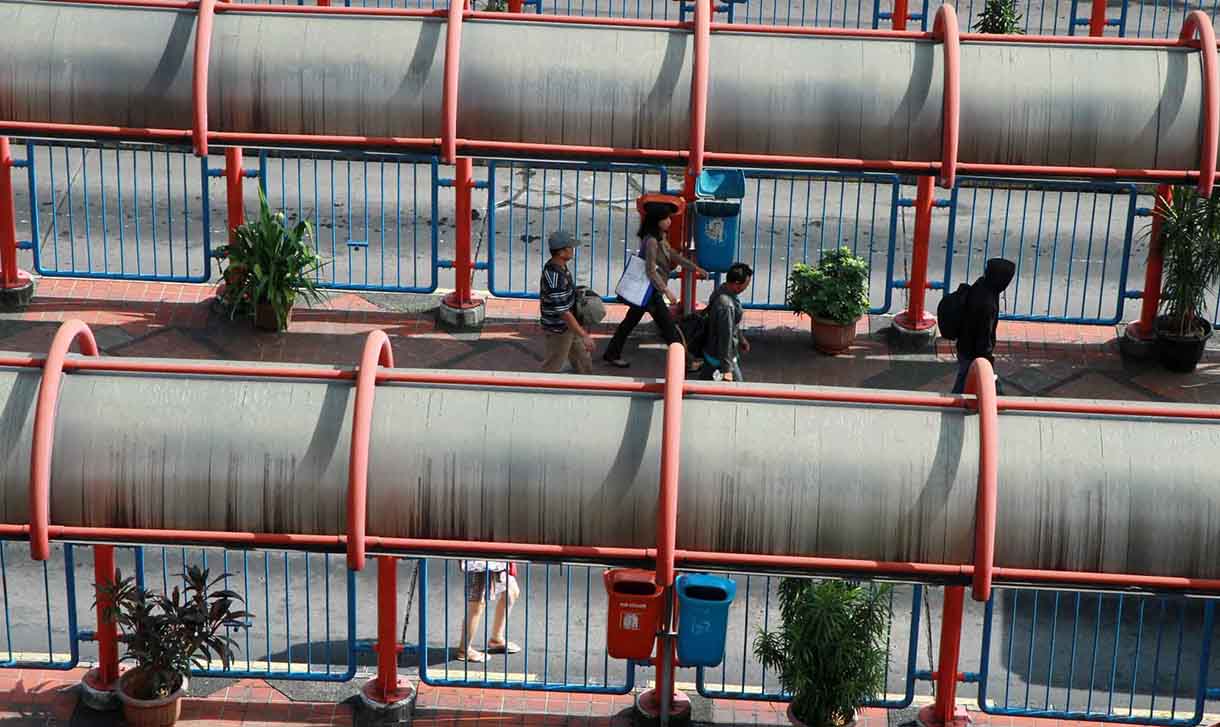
[977, 588, 1218, 727]
[0, 542, 79, 670]
[483, 160, 671, 301]
[17, 142, 212, 283]
[259, 151, 440, 294]
[938, 179, 1142, 325]
[120, 546, 359, 682]
[416, 558, 636, 694]
[695, 577, 923, 707]
[731, 170, 901, 314]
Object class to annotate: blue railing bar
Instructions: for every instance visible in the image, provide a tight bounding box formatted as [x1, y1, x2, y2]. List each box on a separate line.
[347, 239, 369, 248]
[15, 241, 31, 250]
[1124, 289, 1146, 299]
[876, 10, 920, 18]
[895, 197, 952, 208]
[9, 157, 30, 169]
[1135, 207, 1154, 216]
[914, 669, 981, 683]
[438, 260, 489, 270]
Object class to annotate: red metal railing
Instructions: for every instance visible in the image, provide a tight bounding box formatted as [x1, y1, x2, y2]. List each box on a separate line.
[3, 320, 1220, 713]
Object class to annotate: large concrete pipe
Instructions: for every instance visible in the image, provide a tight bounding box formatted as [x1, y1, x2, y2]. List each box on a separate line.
[0, 0, 1212, 178]
[0, 357, 1218, 581]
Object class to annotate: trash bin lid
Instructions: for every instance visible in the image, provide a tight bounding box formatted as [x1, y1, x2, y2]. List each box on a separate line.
[676, 573, 737, 603]
[695, 168, 746, 200]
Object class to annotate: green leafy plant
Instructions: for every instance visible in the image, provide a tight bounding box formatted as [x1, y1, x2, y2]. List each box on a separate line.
[786, 247, 871, 325]
[973, 0, 1023, 33]
[215, 190, 326, 331]
[95, 566, 252, 701]
[754, 579, 891, 727]
[1155, 186, 1220, 338]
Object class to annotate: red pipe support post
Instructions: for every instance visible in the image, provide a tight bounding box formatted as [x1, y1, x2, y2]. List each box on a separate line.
[655, 342, 685, 589]
[1180, 11, 1218, 197]
[919, 585, 969, 727]
[0, 137, 27, 291]
[29, 320, 100, 562]
[361, 555, 413, 706]
[192, 0, 216, 157]
[442, 0, 465, 164]
[224, 147, 244, 242]
[678, 0, 711, 315]
[94, 545, 121, 687]
[1089, 0, 1108, 36]
[894, 176, 937, 331]
[933, 5, 960, 190]
[1132, 184, 1173, 340]
[891, 0, 909, 30]
[964, 358, 998, 603]
[443, 157, 478, 309]
[348, 331, 394, 571]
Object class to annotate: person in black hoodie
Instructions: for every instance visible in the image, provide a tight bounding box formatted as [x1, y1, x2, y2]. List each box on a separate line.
[952, 258, 1016, 394]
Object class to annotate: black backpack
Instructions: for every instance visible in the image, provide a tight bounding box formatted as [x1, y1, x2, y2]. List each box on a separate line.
[677, 310, 711, 359]
[936, 283, 971, 340]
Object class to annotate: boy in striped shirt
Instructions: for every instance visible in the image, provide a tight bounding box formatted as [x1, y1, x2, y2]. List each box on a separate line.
[540, 230, 594, 374]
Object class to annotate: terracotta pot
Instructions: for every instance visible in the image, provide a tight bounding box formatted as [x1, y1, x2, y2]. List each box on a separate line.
[811, 316, 859, 355]
[254, 302, 293, 332]
[785, 704, 857, 727]
[118, 672, 187, 727]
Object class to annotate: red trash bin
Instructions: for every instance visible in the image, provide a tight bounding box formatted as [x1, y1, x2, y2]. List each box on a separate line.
[604, 568, 664, 660]
[636, 194, 687, 251]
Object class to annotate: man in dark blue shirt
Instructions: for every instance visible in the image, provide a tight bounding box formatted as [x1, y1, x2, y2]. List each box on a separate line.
[540, 230, 593, 374]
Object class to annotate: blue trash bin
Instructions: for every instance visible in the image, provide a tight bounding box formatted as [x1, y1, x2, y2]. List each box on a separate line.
[694, 169, 746, 273]
[675, 573, 737, 667]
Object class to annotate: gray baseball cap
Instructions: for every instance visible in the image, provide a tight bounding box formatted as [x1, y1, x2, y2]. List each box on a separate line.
[548, 230, 577, 252]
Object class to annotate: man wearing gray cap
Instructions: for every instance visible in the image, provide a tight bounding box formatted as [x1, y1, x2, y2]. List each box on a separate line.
[540, 230, 594, 374]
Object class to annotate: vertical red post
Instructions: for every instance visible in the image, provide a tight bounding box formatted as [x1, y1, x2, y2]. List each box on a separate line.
[454, 158, 473, 306]
[892, 0, 909, 30]
[377, 555, 398, 699]
[1131, 184, 1172, 340]
[507, 0, 524, 10]
[224, 147, 244, 243]
[1089, 0, 1107, 36]
[895, 176, 937, 332]
[0, 136, 25, 291]
[94, 545, 120, 687]
[918, 585, 968, 727]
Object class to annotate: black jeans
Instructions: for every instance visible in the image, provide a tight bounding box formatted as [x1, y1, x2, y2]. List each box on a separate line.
[604, 293, 681, 361]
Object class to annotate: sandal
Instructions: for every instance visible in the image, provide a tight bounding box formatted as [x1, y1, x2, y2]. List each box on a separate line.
[485, 641, 522, 655]
[603, 357, 631, 369]
[456, 649, 487, 663]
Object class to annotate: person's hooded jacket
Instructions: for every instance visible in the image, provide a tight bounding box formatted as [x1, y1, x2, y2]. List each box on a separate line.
[956, 258, 1016, 362]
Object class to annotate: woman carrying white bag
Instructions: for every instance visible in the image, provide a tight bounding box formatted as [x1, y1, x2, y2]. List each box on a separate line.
[604, 200, 707, 368]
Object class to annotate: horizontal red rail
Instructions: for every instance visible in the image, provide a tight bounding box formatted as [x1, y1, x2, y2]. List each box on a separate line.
[4, 321, 1220, 594]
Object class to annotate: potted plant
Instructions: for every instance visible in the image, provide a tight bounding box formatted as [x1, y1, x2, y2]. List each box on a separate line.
[1154, 186, 1220, 372]
[973, 0, 1023, 33]
[753, 579, 891, 727]
[216, 190, 326, 332]
[786, 247, 871, 354]
[96, 566, 252, 727]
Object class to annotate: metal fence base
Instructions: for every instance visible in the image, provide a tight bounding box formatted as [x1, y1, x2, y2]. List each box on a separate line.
[634, 688, 691, 727]
[886, 317, 938, 352]
[917, 704, 971, 727]
[0, 271, 34, 311]
[358, 677, 416, 724]
[78, 668, 120, 712]
[438, 296, 486, 330]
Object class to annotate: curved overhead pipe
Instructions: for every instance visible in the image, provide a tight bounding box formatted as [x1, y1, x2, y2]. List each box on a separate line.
[4, 322, 1220, 602]
[0, 1, 1216, 190]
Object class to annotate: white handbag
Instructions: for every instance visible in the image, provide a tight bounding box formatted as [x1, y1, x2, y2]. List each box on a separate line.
[614, 251, 654, 308]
